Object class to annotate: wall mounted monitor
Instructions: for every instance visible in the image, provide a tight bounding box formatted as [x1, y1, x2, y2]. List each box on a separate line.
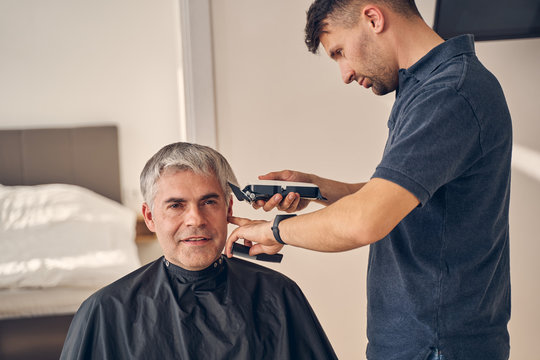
[433, 0, 540, 41]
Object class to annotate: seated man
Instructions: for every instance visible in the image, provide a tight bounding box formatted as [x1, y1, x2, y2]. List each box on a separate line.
[60, 142, 337, 360]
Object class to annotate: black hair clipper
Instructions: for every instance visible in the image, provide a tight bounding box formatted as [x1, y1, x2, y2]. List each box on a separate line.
[228, 181, 326, 203]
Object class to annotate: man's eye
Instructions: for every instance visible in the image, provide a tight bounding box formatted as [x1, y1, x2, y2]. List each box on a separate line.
[169, 203, 182, 209]
[204, 200, 217, 205]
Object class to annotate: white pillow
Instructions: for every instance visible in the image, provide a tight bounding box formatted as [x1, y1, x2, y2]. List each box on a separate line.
[0, 184, 141, 288]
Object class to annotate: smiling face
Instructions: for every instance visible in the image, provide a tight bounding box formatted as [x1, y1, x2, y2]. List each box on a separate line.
[320, 19, 398, 95]
[142, 168, 232, 271]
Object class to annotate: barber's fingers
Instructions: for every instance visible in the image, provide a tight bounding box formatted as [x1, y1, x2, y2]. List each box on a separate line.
[251, 196, 281, 211]
[225, 216, 252, 257]
[258, 170, 294, 181]
[251, 193, 302, 213]
[252, 200, 264, 210]
[248, 243, 283, 256]
[259, 169, 312, 183]
[226, 216, 268, 257]
[287, 193, 302, 213]
[276, 192, 299, 212]
[249, 194, 283, 212]
[225, 224, 244, 257]
[263, 194, 283, 211]
[228, 216, 252, 227]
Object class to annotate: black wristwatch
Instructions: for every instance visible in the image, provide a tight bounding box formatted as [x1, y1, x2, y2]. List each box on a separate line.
[271, 214, 296, 245]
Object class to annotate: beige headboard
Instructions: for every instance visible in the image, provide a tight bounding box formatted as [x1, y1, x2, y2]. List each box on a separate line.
[0, 125, 122, 203]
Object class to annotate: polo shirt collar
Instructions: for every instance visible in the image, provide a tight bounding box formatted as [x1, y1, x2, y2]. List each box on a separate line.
[397, 34, 476, 95]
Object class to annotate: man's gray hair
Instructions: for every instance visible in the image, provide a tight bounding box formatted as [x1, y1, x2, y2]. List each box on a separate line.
[140, 142, 238, 209]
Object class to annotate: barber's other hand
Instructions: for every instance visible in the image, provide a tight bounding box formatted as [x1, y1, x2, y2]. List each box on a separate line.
[253, 170, 313, 212]
[225, 216, 284, 258]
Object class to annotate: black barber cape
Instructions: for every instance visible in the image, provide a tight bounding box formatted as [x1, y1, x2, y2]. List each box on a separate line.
[60, 256, 337, 360]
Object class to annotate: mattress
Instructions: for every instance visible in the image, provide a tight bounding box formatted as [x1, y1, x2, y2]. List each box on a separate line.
[0, 286, 99, 320]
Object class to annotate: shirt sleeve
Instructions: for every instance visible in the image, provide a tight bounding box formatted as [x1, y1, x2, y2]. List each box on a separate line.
[373, 86, 482, 205]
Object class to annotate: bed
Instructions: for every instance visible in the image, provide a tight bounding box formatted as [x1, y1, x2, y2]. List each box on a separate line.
[0, 125, 141, 359]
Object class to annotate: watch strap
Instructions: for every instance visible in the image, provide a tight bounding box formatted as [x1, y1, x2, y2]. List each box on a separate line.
[271, 214, 296, 245]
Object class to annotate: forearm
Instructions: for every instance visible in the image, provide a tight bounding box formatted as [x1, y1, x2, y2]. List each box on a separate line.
[278, 178, 419, 252]
[309, 174, 366, 205]
[278, 193, 373, 252]
[226, 178, 419, 256]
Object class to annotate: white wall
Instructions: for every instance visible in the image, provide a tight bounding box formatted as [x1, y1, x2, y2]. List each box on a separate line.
[211, 1, 386, 357]
[211, 1, 540, 359]
[0, 0, 183, 211]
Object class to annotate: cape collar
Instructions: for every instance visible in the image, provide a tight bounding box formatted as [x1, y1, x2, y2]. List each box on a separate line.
[162, 255, 225, 283]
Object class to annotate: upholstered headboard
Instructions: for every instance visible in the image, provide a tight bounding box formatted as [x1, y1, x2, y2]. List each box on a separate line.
[0, 125, 122, 203]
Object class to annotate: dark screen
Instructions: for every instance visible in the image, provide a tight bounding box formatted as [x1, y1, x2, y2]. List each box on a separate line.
[433, 0, 540, 41]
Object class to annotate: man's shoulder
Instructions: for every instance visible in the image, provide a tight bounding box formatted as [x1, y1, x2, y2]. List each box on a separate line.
[85, 258, 162, 305]
[225, 256, 292, 278]
[425, 49, 500, 98]
[225, 256, 299, 288]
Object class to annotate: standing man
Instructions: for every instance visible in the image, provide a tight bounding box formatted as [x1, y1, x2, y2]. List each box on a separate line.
[226, 1, 512, 359]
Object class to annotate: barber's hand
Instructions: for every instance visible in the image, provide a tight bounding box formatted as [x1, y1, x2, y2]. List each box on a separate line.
[225, 216, 284, 257]
[253, 170, 313, 212]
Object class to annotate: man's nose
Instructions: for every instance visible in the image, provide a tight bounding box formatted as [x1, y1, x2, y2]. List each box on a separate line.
[185, 205, 205, 226]
[340, 63, 355, 84]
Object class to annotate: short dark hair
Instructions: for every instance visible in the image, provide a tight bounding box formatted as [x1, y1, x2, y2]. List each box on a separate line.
[304, 0, 421, 54]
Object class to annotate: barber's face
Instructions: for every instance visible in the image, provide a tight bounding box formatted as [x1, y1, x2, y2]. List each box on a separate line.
[320, 21, 398, 95]
[142, 168, 232, 271]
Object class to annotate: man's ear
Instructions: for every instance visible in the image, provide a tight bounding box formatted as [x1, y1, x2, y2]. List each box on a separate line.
[142, 202, 156, 232]
[363, 6, 385, 34]
[227, 197, 233, 217]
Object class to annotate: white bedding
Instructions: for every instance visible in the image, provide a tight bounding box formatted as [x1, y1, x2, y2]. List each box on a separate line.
[0, 183, 142, 316]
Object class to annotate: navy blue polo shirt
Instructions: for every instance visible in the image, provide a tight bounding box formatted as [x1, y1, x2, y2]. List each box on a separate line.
[368, 35, 512, 360]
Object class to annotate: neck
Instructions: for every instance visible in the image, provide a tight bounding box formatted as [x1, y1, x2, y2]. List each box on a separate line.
[390, 16, 444, 69]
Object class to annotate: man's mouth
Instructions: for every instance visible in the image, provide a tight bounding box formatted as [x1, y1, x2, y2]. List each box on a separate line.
[181, 237, 210, 245]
